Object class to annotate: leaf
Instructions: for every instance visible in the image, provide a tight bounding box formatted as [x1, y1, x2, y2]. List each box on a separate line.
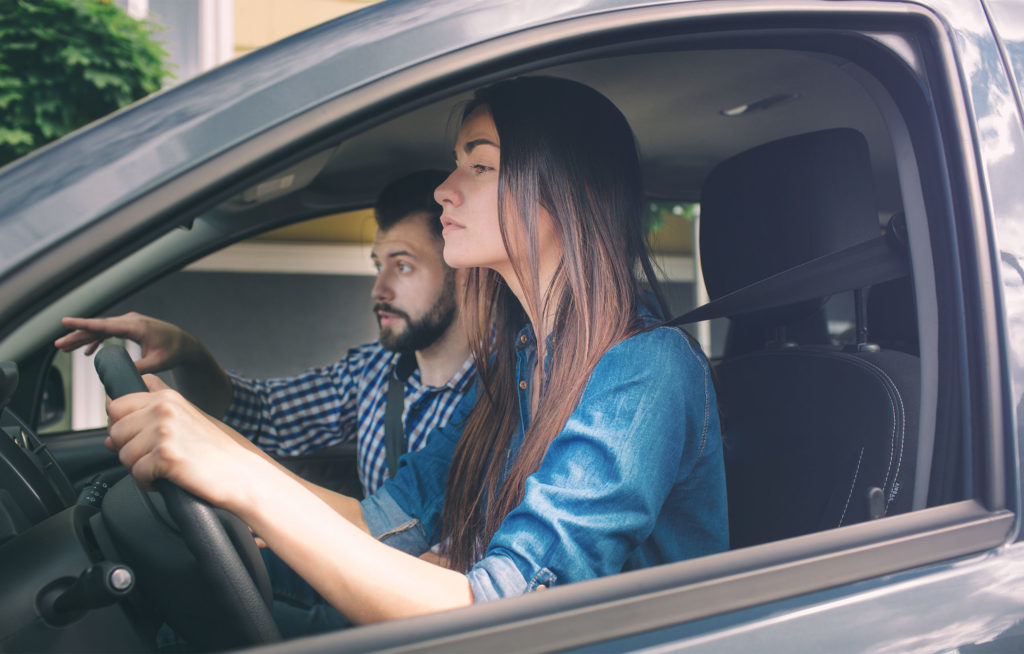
[0, 127, 35, 148]
[83, 69, 130, 93]
[60, 45, 92, 67]
[0, 89, 24, 109]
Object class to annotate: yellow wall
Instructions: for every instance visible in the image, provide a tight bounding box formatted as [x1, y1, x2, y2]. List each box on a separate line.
[255, 209, 378, 242]
[255, 208, 695, 254]
[235, 0, 381, 56]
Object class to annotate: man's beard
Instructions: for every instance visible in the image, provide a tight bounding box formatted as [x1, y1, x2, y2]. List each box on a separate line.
[375, 272, 457, 353]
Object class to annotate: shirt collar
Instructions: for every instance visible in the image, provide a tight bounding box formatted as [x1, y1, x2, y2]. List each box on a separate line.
[398, 351, 477, 393]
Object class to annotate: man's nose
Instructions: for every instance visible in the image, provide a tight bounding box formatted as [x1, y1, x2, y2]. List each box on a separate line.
[371, 271, 394, 302]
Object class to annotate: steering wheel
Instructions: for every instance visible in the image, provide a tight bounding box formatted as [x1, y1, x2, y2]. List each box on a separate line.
[94, 345, 281, 649]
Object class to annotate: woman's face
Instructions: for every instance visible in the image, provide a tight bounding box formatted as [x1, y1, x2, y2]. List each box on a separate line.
[434, 105, 507, 274]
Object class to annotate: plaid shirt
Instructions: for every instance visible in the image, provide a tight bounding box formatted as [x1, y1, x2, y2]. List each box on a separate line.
[224, 342, 476, 496]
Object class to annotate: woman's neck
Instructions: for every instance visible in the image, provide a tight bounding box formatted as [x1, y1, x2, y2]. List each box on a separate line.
[494, 253, 560, 342]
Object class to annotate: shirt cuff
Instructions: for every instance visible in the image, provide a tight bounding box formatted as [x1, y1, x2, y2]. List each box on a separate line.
[466, 553, 556, 603]
[360, 487, 430, 556]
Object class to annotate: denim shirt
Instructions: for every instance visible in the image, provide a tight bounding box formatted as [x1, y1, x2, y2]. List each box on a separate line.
[360, 321, 728, 601]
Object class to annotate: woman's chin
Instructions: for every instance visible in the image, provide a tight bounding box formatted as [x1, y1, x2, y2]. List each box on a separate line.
[442, 246, 478, 269]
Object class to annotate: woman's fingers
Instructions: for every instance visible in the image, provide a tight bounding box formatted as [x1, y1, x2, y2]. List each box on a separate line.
[142, 374, 169, 391]
[106, 386, 255, 509]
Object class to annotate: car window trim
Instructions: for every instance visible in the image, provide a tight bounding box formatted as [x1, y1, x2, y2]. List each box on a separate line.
[261, 501, 1012, 654]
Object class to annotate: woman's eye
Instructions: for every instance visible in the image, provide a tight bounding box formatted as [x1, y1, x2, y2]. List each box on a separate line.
[470, 163, 493, 175]
[398, 263, 413, 273]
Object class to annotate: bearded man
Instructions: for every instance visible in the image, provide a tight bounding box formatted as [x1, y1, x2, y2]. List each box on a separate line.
[56, 170, 474, 497]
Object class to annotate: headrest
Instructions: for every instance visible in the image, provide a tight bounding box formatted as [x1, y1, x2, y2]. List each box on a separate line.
[700, 128, 880, 312]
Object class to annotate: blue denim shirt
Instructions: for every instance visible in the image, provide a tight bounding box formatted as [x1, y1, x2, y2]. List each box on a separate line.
[361, 322, 728, 601]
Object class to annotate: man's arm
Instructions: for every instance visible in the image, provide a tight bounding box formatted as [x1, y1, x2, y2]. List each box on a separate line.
[56, 312, 234, 418]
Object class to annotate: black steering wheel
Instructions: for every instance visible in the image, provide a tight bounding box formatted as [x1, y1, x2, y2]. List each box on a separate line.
[94, 346, 281, 649]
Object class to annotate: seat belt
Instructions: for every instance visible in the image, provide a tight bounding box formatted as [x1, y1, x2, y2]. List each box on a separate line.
[669, 233, 909, 327]
[384, 352, 418, 479]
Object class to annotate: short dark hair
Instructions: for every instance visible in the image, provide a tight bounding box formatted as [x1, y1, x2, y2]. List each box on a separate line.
[374, 170, 448, 237]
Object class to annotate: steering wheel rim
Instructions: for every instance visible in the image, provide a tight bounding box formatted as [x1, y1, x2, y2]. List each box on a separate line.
[95, 345, 281, 647]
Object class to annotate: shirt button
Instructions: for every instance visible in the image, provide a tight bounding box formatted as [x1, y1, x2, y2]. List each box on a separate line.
[520, 334, 528, 344]
[535, 585, 547, 591]
[519, 380, 528, 390]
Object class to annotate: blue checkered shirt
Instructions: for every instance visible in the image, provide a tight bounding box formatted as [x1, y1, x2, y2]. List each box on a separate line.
[223, 342, 476, 496]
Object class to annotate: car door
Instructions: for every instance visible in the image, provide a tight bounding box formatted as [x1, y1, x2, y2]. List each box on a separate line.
[1, 1, 1023, 652]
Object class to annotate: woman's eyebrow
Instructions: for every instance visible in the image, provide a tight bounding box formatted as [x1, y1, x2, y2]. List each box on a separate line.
[463, 138, 499, 153]
[452, 138, 499, 162]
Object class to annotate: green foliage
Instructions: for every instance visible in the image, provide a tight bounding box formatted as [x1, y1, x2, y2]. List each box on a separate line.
[0, 0, 172, 167]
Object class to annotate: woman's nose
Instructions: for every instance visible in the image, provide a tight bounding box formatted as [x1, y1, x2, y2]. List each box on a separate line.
[434, 171, 460, 207]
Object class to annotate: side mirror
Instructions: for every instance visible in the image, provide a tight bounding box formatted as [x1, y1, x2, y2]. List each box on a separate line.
[37, 366, 66, 429]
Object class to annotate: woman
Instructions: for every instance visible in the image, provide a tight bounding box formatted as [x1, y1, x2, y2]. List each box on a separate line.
[106, 76, 727, 629]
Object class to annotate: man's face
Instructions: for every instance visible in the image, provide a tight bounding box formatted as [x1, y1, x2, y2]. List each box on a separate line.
[371, 212, 457, 352]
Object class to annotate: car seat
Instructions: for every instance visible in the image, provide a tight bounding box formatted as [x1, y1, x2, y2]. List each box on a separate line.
[697, 128, 921, 548]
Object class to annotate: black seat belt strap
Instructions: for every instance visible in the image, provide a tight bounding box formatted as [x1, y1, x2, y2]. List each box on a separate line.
[669, 234, 909, 326]
[385, 352, 418, 479]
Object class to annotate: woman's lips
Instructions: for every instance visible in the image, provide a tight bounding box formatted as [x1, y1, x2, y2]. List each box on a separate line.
[441, 215, 464, 234]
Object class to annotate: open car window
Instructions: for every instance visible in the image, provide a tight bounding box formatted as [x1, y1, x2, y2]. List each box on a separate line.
[1, 2, 1019, 652]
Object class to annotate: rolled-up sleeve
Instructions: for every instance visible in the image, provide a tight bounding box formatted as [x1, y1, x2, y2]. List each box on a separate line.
[360, 486, 431, 554]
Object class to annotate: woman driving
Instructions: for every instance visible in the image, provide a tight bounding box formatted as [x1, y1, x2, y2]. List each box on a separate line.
[105, 76, 727, 632]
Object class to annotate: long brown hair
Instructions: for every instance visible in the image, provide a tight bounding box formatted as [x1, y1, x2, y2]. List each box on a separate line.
[440, 77, 668, 573]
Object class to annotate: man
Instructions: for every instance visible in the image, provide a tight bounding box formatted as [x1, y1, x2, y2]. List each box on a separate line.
[56, 170, 474, 497]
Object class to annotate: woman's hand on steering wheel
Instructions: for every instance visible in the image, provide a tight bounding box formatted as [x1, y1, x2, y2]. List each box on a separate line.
[105, 374, 264, 512]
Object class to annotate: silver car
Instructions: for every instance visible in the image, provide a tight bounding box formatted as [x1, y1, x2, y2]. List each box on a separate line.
[1, 0, 1023, 651]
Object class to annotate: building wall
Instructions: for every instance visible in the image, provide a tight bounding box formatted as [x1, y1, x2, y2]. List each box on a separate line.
[235, 0, 379, 57]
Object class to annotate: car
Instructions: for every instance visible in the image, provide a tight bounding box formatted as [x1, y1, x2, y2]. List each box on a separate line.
[2, 0, 1024, 651]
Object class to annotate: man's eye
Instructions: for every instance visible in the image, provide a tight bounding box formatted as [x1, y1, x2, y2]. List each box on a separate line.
[398, 263, 412, 273]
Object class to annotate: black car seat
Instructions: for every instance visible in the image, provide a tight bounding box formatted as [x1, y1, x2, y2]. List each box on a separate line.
[696, 128, 921, 548]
